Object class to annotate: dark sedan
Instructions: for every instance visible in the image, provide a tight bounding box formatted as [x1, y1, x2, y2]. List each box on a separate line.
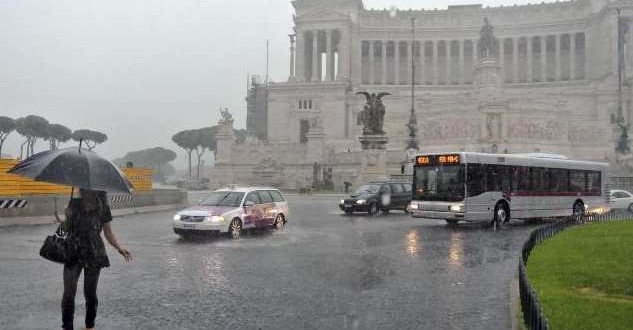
[339, 181, 412, 215]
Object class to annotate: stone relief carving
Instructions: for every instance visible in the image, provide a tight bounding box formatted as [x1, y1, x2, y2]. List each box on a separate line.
[485, 113, 502, 141]
[568, 126, 604, 144]
[420, 120, 480, 140]
[507, 119, 562, 141]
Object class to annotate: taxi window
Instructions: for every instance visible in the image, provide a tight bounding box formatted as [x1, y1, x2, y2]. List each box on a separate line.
[245, 192, 260, 204]
[258, 191, 274, 204]
[269, 190, 285, 202]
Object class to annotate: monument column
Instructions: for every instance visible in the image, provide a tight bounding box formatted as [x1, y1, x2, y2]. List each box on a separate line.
[499, 38, 505, 79]
[295, 30, 305, 81]
[541, 35, 547, 82]
[446, 40, 452, 84]
[432, 40, 438, 85]
[369, 40, 375, 84]
[459, 39, 465, 84]
[513, 37, 519, 83]
[527, 36, 533, 82]
[420, 40, 426, 84]
[382, 41, 387, 84]
[325, 30, 333, 81]
[473, 39, 478, 62]
[288, 34, 296, 81]
[395, 41, 400, 84]
[554, 34, 561, 81]
[337, 29, 349, 81]
[570, 33, 576, 80]
[312, 31, 319, 82]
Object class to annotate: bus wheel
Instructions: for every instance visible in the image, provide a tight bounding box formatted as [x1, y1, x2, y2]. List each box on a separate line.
[493, 202, 509, 228]
[572, 201, 585, 221]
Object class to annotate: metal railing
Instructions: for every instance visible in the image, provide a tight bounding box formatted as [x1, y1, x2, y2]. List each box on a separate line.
[518, 211, 632, 330]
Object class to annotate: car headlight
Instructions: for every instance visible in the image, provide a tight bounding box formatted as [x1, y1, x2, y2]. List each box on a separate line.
[207, 216, 225, 223]
[356, 199, 366, 205]
[340, 199, 345, 204]
[449, 204, 464, 212]
[409, 203, 418, 210]
[173, 214, 181, 220]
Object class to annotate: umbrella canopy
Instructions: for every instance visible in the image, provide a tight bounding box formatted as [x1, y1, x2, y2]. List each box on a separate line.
[8, 147, 133, 193]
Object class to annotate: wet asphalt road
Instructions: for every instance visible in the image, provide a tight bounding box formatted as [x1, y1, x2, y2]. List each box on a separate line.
[0, 194, 537, 330]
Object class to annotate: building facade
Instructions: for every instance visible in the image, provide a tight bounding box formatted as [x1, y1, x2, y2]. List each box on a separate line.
[212, 0, 633, 190]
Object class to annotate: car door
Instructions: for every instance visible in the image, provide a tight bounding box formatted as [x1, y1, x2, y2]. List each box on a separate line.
[243, 191, 263, 228]
[256, 190, 276, 227]
[379, 184, 392, 209]
[390, 183, 404, 208]
[612, 191, 627, 209]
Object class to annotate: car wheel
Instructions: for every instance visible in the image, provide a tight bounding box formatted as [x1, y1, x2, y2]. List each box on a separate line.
[381, 208, 390, 215]
[368, 202, 379, 216]
[628, 204, 633, 214]
[274, 214, 285, 230]
[229, 218, 242, 239]
[493, 202, 509, 229]
[344, 209, 353, 215]
[446, 219, 458, 226]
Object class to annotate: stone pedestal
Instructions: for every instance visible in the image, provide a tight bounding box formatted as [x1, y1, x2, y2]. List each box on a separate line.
[359, 134, 389, 150]
[474, 56, 503, 102]
[356, 134, 389, 185]
[215, 124, 235, 165]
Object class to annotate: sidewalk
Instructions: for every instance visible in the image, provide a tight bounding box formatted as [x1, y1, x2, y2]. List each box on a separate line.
[0, 203, 185, 227]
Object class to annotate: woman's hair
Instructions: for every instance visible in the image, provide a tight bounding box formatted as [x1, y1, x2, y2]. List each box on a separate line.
[77, 188, 109, 213]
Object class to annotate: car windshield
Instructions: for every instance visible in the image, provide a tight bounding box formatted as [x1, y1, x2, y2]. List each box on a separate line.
[354, 184, 381, 195]
[200, 191, 244, 207]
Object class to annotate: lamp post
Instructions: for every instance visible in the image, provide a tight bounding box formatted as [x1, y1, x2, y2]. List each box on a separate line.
[406, 17, 419, 151]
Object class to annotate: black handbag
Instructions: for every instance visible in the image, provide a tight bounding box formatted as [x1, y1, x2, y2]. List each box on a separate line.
[40, 224, 70, 264]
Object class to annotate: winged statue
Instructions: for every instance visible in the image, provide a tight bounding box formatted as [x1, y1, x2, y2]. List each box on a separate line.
[356, 92, 390, 135]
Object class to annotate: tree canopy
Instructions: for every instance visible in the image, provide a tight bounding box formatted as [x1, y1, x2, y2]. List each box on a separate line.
[45, 123, 72, 150]
[15, 115, 49, 158]
[115, 147, 178, 182]
[0, 116, 16, 157]
[72, 129, 108, 150]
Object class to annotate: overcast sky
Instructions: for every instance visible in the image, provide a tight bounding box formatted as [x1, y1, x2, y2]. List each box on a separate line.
[1, 0, 554, 168]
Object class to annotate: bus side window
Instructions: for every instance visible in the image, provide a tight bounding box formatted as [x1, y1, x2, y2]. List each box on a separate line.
[499, 165, 512, 192]
[467, 164, 485, 196]
[517, 167, 530, 191]
[569, 170, 584, 192]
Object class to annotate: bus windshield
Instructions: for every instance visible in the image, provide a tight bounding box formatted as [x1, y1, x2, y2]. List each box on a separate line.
[413, 165, 464, 201]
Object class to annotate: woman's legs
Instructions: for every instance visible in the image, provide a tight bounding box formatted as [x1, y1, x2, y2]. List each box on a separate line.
[62, 264, 82, 330]
[83, 267, 101, 329]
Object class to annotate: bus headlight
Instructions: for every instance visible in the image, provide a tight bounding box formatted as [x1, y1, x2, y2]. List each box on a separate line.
[356, 199, 366, 205]
[449, 204, 464, 212]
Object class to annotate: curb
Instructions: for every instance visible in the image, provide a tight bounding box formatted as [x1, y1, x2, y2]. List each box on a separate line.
[511, 271, 520, 330]
[0, 204, 186, 227]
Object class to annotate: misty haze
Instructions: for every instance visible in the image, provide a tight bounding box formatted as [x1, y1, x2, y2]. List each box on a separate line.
[1, 0, 633, 330]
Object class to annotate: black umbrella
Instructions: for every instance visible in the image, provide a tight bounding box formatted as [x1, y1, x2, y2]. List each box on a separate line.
[8, 147, 133, 193]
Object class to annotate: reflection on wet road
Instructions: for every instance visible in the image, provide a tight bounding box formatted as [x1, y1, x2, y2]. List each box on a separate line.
[0, 195, 536, 330]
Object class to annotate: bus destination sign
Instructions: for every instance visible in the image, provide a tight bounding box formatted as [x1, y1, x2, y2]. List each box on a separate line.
[415, 154, 460, 166]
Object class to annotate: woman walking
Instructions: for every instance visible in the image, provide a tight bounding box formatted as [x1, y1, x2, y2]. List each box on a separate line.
[58, 189, 132, 330]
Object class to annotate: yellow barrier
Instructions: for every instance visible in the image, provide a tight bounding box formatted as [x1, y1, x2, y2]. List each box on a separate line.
[0, 159, 152, 197]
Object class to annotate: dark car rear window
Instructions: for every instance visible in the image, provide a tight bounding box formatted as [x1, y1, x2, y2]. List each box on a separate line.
[390, 183, 403, 193]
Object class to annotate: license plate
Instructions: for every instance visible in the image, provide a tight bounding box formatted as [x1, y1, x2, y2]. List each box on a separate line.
[344, 204, 352, 208]
[183, 223, 196, 230]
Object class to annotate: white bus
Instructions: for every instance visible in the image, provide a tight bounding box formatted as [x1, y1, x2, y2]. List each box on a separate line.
[409, 152, 609, 225]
